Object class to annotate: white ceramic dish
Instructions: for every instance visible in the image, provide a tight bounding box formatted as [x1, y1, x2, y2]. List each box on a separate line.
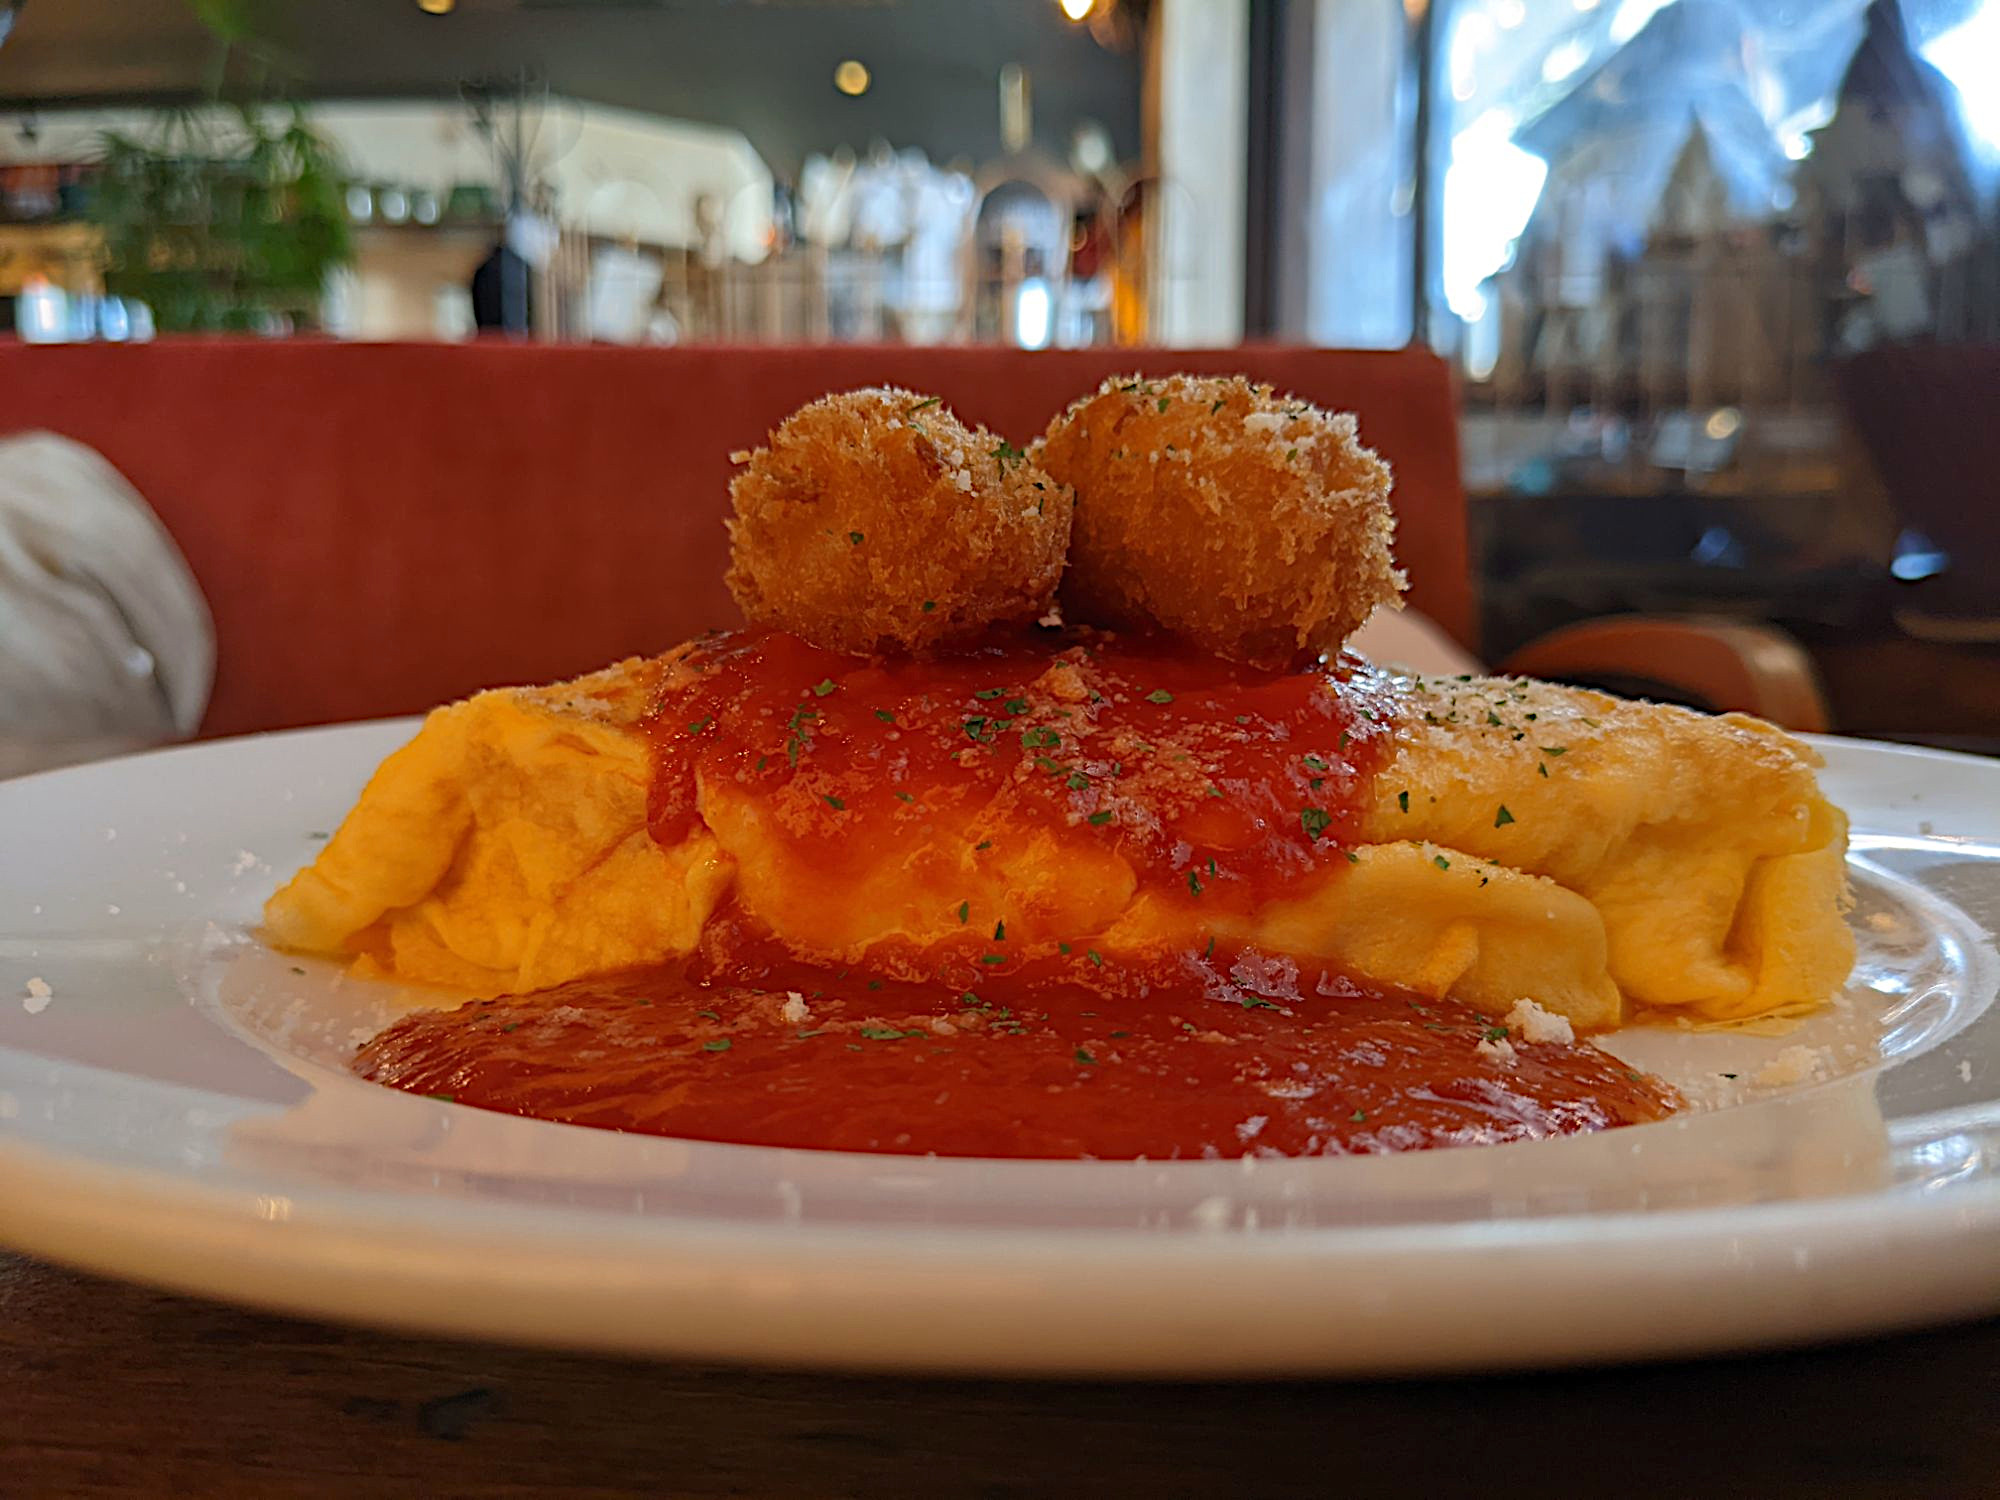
[1, 723, 1996, 1376]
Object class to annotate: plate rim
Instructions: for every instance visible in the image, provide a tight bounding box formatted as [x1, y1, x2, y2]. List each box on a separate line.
[4, 1125, 1998, 1375]
[4, 720, 1999, 1373]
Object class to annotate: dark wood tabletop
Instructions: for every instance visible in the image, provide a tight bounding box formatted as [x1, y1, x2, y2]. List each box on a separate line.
[4, 1250, 1995, 1499]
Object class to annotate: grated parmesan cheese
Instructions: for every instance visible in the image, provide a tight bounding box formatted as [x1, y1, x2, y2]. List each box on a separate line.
[1753, 1044, 1826, 1088]
[1476, 1035, 1518, 1066]
[1505, 998, 1574, 1045]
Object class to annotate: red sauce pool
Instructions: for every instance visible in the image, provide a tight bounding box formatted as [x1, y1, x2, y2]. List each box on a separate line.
[351, 628, 1678, 1158]
[356, 936, 1676, 1159]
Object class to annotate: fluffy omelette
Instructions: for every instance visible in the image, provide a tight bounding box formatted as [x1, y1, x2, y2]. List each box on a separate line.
[267, 379, 1853, 1045]
[266, 636, 1850, 1033]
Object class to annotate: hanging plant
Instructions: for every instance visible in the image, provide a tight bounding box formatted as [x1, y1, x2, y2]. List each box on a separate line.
[85, 2, 352, 333]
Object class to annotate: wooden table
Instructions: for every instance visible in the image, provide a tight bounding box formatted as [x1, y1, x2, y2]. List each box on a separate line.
[5, 1251, 1995, 1498]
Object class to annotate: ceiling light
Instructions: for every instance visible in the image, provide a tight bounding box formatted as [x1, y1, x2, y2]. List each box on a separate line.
[1060, 0, 1096, 21]
[834, 59, 870, 97]
[417, 0, 456, 14]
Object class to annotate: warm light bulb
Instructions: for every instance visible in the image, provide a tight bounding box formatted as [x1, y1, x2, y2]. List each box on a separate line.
[416, 0, 456, 14]
[1060, 0, 1095, 21]
[834, 59, 871, 96]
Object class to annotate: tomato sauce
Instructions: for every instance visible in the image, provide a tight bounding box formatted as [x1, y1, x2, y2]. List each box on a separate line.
[644, 628, 1401, 926]
[352, 628, 1678, 1158]
[356, 929, 1676, 1159]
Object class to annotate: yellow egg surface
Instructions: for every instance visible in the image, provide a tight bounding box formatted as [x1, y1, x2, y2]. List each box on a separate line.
[266, 633, 1852, 1030]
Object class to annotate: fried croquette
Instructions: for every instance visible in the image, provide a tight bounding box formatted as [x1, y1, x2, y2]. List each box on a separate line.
[1037, 373, 1404, 669]
[726, 387, 1072, 656]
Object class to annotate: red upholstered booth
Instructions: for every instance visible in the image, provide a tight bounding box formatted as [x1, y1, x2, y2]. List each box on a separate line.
[0, 340, 1472, 738]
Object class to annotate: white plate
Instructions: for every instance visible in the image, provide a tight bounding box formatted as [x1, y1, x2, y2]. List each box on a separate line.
[1, 724, 1997, 1376]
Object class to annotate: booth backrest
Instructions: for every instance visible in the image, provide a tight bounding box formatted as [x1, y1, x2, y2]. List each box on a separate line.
[0, 340, 1470, 736]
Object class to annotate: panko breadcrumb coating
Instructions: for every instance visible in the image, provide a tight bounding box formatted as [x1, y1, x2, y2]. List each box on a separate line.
[1036, 373, 1404, 668]
[726, 387, 1072, 656]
